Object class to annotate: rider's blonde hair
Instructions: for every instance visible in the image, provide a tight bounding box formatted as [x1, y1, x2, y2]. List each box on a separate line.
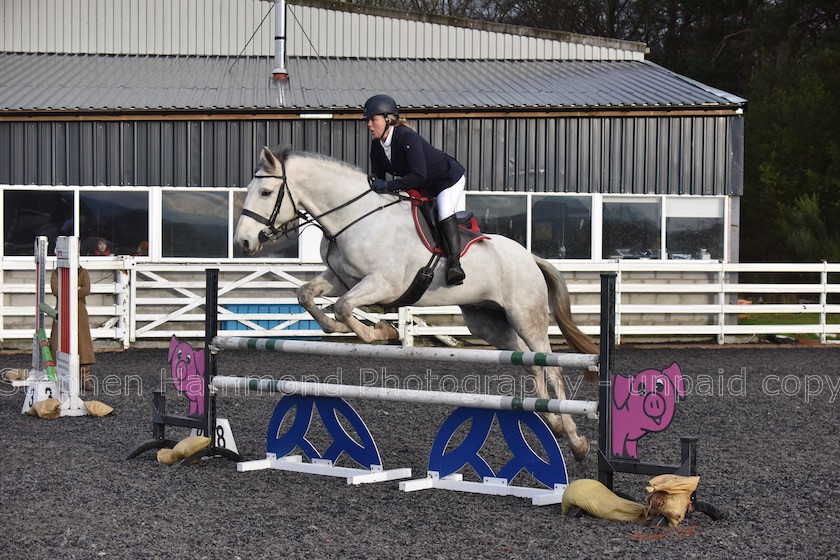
[389, 115, 413, 131]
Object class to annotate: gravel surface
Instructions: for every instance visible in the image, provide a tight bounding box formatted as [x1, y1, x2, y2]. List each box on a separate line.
[1, 344, 838, 559]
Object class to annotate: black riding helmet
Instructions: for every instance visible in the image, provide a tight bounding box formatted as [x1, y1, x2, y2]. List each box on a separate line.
[362, 94, 399, 120]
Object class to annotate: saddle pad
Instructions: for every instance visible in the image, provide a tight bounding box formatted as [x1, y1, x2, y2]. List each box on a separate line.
[407, 190, 489, 256]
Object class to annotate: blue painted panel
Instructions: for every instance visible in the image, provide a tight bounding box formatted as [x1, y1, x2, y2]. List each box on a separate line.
[220, 304, 320, 335]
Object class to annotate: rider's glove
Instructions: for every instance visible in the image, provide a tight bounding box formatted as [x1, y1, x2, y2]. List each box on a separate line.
[370, 178, 392, 193]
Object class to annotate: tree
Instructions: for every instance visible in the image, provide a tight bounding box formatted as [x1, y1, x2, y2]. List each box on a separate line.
[774, 193, 840, 261]
[741, 2, 840, 261]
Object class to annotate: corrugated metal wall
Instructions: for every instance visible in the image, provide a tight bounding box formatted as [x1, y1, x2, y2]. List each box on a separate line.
[2, 0, 644, 61]
[0, 115, 743, 195]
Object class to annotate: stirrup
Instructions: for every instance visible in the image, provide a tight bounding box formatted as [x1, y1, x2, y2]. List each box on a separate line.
[446, 264, 465, 286]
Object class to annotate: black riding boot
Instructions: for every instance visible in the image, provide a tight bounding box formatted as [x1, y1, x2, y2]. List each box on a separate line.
[438, 215, 466, 286]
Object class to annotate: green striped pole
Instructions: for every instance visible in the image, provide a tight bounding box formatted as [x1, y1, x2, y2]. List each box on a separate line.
[39, 302, 58, 320]
[37, 328, 57, 382]
[211, 375, 598, 416]
[211, 337, 598, 370]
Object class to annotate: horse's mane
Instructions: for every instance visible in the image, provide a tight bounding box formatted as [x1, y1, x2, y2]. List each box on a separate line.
[260, 146, 365, 177]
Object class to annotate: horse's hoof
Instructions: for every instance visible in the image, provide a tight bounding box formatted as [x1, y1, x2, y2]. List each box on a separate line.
[571, 437, 589, 461]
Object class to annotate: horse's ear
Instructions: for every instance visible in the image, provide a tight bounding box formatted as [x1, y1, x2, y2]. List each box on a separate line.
[262, 146, 280, 172]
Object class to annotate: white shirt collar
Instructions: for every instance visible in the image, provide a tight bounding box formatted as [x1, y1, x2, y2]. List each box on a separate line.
[380, 125, 395, 148]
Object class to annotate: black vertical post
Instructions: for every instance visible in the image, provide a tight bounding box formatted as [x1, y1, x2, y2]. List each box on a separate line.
[151, 392, 167, 440]
[681, 437, 699, 506]
[681, 437, 698, 475]
[598, 273, 617, 489]
[204, 268, 219, 446]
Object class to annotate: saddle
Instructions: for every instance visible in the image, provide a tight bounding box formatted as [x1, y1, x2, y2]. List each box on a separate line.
[406, 189, 489, 256]
[384, 190, 489, 308]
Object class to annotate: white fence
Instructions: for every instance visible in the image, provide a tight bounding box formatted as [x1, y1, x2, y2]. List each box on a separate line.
[1, 258, 839, 348]
[401, 261, 840, 345]
[1, 258, 130, 344]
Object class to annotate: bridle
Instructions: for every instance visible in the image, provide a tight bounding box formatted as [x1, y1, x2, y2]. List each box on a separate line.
[240, 159, 408, 244]
[239, 161, 298, 244]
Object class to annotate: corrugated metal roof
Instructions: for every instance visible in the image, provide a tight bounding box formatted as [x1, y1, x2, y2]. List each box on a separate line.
[3, 0, 646, 60]
[0, 53, 745, 113]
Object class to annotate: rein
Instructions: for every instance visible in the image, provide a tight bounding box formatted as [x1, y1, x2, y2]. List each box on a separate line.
[321, 194, 406, 241]
[241, 162, 409, 243]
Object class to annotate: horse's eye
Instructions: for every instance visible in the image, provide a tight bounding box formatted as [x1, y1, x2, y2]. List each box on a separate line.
[260, 189, 272, 198]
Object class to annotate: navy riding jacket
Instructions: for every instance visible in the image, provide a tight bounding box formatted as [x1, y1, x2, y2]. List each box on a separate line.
[370, 125, 465, 197]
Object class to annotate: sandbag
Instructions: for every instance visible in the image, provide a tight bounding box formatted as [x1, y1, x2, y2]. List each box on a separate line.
[27, 398, 61, 419]
[84, 400, 114, 417]
[562, 479, 646, 521]
[157, 448, 183, 465]
[172, 435, 210, 459]
[644, 474, 701, 526]
[157, 436, 210, 466]
[2, 368, 29, 382]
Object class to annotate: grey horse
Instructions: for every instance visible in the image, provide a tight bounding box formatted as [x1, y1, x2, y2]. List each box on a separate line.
[235, 146, 599, 460]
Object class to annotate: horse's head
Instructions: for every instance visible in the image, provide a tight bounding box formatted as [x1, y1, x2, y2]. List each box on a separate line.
[235, 146, 299, 256]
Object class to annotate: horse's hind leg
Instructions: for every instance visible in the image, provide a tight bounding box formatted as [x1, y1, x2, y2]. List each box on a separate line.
[461, 306, 589, 461]
[542, 368, 589, 460]
[495, 301, 590, 461]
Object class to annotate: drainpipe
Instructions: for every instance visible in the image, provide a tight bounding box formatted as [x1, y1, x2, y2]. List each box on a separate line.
[273, 0, 288, 80]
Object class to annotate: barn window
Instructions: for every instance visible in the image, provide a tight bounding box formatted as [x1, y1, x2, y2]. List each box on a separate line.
[3, 189, 74, 256]
[603, 199, 661, 259]
[531, 195, 592, 259]
[161, 191, 228, 258]
[466, 194, 527, 247]
[665, 198, 724, 260]
[79, 191, 149, 256]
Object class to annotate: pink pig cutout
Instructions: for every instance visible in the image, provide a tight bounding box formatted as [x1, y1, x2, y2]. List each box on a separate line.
[168, 335, 205, 418]
[611, 362, 684, 459]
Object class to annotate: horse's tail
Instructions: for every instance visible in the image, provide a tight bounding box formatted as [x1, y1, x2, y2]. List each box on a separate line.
[534, 256, 600, 381]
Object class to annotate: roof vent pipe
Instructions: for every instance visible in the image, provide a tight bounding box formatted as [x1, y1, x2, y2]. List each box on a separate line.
[273, 0, 288, 80]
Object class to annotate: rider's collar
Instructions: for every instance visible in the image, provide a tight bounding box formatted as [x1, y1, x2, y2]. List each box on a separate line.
[379, 125, 395, 148]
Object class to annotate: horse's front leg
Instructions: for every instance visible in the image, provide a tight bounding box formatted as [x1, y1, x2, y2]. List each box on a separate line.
[297, 271, 353, 334]
[333, 274, 399, 343]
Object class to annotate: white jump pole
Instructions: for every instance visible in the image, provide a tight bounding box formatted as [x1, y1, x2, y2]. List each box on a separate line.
[212, 375, 598, 416]
[211, 337, 599, 370]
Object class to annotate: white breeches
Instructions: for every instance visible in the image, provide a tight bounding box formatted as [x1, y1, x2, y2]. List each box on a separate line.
[436, 175, 466, 220]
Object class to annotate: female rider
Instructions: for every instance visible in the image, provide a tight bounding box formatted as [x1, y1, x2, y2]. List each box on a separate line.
[363, 94, 466, 286]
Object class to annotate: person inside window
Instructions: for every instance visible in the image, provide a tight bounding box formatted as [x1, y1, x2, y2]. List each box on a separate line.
[363, 94, 467, 286]
[94, 238, 110, 256]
